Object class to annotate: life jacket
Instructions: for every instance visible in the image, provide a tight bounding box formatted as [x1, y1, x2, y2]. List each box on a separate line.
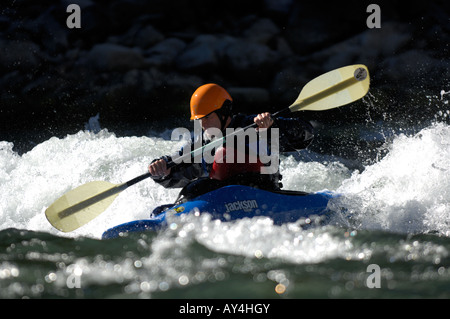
[209, 146, 263, 181]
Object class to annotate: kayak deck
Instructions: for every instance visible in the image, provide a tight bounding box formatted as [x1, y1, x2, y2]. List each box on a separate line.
[102, 185, 337, 239]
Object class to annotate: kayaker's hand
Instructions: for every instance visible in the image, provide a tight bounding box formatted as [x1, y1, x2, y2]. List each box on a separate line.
[254, 112, 273, 130]
[148, 159, 171, 178]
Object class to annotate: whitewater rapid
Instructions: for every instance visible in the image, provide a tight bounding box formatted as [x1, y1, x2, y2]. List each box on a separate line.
[1, 121, 450, 246]
[332, 122, 450, 236]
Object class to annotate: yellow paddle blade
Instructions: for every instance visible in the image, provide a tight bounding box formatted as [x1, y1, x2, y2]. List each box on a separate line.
[289, 64, 370, 112]
[45, 181, 126, 232]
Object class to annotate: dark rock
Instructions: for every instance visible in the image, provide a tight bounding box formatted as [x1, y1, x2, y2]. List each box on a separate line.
[0, 40, 42, 71]
[228, 87, 271, 113]
[271, 68, 309, 107]
[309, 22, 413, 72]
[263, 0, 294, 14]
[82, 43, 146, 71]
[1, 0, 449, 138]
[31, 7, 69, 54]
[118, 24, 164, 49]
[133, 25, 165, 49]
[145, 38, 186, 67]
[243, 18, 280, 44]
[222, 37, 279, 85]
[175, 35, 219, 72]
[379, 49, 450, 84]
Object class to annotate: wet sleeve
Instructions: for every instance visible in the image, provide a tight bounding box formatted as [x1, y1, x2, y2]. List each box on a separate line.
[271, 117, 314, 152]
[151, 147, 207, 189]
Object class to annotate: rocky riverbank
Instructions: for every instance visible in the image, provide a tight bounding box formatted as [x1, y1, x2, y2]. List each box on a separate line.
[1, 0, 449, 141]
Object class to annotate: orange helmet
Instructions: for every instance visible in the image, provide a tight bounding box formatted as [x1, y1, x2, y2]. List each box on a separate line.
[190, 83, 232, 120]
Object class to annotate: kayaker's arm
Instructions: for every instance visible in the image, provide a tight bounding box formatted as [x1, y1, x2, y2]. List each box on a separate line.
[148, 158, 171, 177]
[253, 112, 274, 130]
[271, 116, 314, 152]
[234, 113, 314, 152]
[149, 155, 207, 189]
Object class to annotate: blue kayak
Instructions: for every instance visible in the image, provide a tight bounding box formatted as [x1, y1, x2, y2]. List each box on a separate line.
[102, 185, 337, 239]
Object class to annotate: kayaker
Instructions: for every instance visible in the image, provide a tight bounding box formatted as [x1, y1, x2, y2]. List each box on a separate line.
[148, 83, 314, 200]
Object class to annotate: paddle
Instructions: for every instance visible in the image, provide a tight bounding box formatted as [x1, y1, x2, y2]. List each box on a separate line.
[45, 64, 370, 232]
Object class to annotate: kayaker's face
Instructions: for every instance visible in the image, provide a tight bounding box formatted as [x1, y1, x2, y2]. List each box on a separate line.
[200, 112, 221, 131]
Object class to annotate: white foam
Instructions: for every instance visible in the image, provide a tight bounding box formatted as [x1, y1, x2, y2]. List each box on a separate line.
[333, 122, 450, 235]
[0, 130, 180, 238]
[0, 126, 351, 238]
[2, 122, 450, 241]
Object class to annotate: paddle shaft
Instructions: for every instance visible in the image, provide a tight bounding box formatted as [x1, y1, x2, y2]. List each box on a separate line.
[127, 112, 279, 186]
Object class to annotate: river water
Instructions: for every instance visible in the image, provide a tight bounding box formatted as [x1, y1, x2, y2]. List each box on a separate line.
[1, 96, 450, 299]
